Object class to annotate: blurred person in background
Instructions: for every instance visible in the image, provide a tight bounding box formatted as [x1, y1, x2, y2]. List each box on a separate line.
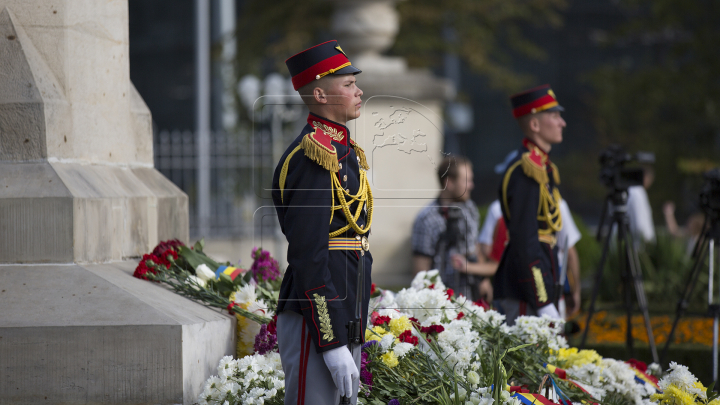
[493, 84, 566, 325]
[480, 150, 582, 319]
[412, 156, 496, 301]
[663, 201, 705, 256]
[627, 167, 656, 246]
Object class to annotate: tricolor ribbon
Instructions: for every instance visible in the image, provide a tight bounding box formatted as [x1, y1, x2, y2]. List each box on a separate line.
[215, 265, 243, 281]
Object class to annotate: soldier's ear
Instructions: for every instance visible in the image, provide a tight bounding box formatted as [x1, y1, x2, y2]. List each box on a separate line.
[528, 115, 541, 133]
[313, 86, 328, 104]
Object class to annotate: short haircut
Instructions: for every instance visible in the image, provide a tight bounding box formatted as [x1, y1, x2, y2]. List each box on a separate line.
[297, 76, 332, 106]
[437, 155, 472, 186]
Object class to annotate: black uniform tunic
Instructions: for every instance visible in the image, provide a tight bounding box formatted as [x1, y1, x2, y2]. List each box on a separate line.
[494, 138, 562, 309]
[272, 113, 372, 353]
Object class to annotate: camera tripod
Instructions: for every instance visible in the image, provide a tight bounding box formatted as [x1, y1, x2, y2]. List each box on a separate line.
[580, 189, 660, 364]
[661, 212, 720, 381]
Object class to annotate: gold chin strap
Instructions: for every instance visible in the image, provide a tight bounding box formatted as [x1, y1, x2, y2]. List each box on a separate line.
[329, 169, 373, 237]
[538, 186, 563, 235]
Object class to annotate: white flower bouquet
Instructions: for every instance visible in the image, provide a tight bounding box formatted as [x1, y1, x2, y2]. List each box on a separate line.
[198, 353, 285, 405]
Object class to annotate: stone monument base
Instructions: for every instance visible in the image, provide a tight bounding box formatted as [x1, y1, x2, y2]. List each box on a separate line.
[0, 261, 235, 404]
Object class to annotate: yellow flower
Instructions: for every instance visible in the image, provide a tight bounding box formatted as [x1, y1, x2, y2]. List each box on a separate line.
[651, 384, 698, 405]
[556, 347, 602, 368]
[365, 326, 387, 342]
[381, 351, 399, 368]
[389, 316, 413, 337]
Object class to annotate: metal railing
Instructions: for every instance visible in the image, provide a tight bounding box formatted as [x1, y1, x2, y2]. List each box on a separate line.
[153, 129, 277, 239]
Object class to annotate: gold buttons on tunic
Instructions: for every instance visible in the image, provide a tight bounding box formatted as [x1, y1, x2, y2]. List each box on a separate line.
[345, 188, 350, 193]
[339, 163, 343, 170]
[343, 175, 347, 182]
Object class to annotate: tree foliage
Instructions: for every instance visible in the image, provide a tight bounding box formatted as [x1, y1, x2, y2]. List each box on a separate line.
[233, 0, 566, 93]
[588, 0, 720, 213]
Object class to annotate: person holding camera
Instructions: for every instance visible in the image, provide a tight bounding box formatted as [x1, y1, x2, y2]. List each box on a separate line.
[493, 84, 565, 325]
[412, 156, 497, 301]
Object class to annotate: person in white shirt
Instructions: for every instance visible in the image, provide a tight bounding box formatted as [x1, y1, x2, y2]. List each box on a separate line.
[626, 167, 656, 245]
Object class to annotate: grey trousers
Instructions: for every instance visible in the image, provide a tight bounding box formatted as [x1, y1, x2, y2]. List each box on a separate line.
[494, 298, 538, 326]
[277, 311, 361, 405]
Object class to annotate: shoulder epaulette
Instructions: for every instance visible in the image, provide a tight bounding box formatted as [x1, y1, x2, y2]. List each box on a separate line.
[349, 139, 370, 170]
[549, 162, 561, 185]
[300, 128, 339, 172]
[521, 149, 549, 185]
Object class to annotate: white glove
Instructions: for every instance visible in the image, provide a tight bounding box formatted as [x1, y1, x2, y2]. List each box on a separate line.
[537, 303, 561, 319]
[322, 346, 358, 398]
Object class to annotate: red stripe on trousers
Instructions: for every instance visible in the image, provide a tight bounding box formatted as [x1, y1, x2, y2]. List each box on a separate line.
[298, 318, 306, 405]
[520, 301, 526, 316]
[300, 327, 311, 404]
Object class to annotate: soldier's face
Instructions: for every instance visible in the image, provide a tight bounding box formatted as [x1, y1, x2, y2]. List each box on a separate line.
[536, 111, 566, 145]
[325, 74, 363, 122]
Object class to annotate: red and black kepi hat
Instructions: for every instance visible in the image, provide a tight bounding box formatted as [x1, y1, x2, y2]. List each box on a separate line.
[510, 84, 564, 119]
[286, 40, 362, 91]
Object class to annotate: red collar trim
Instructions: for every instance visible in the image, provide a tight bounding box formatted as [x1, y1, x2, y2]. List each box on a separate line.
[523, 138, 550, 163]
[308, 113, 348, 146]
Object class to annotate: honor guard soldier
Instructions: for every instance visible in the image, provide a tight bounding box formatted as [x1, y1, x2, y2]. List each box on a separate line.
[493, 84, 566, 326]
[272, 40, 372, 405]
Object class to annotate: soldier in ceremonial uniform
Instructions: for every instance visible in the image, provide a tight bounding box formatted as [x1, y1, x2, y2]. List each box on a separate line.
[272, 40, 372, 405]
[493, 84, 566, 326]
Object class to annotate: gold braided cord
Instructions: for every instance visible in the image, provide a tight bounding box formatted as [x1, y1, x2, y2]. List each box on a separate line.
[537, 186, 563, 234]
[279, 145, 304, 203]
[329, 169, 373, 237]
[316, 62, 352, 80]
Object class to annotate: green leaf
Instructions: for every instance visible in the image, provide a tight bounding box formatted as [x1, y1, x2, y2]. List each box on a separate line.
[178, 245, 221, 271]
[193, 238, 205, 253]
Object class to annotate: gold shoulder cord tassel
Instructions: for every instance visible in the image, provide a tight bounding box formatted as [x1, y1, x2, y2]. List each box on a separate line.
[329, 169, 373, 237]
[351, 141, 370, 170]
[300, 132, 339, 172]
[521, 152, 549, 185]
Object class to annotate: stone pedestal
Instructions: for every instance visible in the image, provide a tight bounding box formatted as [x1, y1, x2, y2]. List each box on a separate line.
[332, 0, 455, 286]
[0, 2, 232, 403]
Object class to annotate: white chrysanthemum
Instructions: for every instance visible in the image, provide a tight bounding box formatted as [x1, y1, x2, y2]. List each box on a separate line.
[377, 308, 402, 319]
[436, 319, 481, 373]
[410, 269, 445, 290]
[659, 362, 697, 389]
[234, 283, 257, 305]
[217, 355, 237, 378]
[186, 275, 206, 290]
[195, 264, 216, 282]
[247, 299, 274, 318]
[380, 333, 395, 352]
[507, 315, 567, 351]
[393, 342, 415, 358]
[394, 287, 456, 323]
[647, 362, 662, 377]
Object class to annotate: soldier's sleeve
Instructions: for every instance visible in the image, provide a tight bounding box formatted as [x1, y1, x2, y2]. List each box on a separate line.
[502, 163, 555, 309]
[281, 132, 348, 353]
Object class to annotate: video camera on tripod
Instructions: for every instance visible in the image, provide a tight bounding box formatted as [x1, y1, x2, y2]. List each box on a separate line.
[599, 145, 655, 192]
[581, 145, 660, 363]
[700, 168, 720, 217]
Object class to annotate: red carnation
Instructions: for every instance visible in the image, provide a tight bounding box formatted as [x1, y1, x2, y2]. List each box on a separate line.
[227, 302, 237, 314]
[133, 253, 160, 280]
[446, 288, 454, 300]
[267, 315, 278, 335]
[398, 330, 419, 346]
[474, 299, 490, 310]
[626, 358, 647, 373]
[409, 317, 419, 325]
[373, 315, 391, 326]
[457, 312, 465, 320]
[152, 239, 185, 259]
[428, 283, 435, 289]
[421, 324, 445, 335]
[370, 283, 376, 295]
